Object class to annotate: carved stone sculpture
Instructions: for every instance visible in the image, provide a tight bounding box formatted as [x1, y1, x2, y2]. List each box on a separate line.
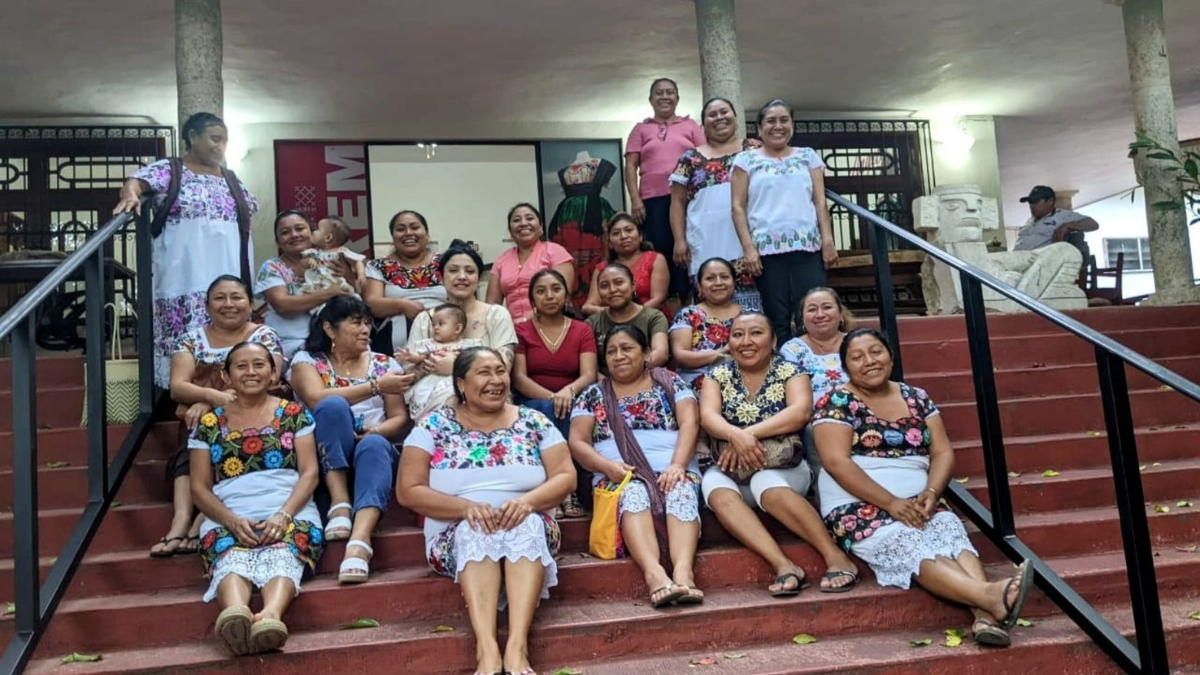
[914, 185, 1087, 315]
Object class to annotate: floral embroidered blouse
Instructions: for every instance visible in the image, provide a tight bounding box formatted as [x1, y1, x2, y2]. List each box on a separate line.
[285, 351, 401, 431]
[174, 324, 284, 368]
[669, 146, 759, 286]
[365, 252, 443, 290]
[254, 258, 308, 354]
[732, 147, 827, 256]
[811, 383, 946, 551]
[779, 336, 848, 405]
[669, 304, 734, 384]
[707, 357, 803, 426]
[189, 399, 323, 575]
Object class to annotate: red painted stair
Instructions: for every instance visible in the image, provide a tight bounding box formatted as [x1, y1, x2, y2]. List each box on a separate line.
[4, 305, 1200, 675]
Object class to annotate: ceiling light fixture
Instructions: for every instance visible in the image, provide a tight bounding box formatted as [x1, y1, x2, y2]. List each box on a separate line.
[416, 142, 438, 160]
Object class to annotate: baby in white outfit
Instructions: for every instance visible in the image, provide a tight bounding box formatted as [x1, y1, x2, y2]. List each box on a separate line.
[400, 304, 484, 420]
[301, 216, 365, 303]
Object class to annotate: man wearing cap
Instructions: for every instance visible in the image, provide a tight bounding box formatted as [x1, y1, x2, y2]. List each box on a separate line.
[1012, 186, 1099, 252]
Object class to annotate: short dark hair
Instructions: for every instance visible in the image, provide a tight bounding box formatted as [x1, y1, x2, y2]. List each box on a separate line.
[756, 99, 791, 127]
[206, 274, 250, 302]
[839, 327, 893, 371]
[304, 295, 373, 355]
[320, 215, 352, 247]
[702, 97, 737, 118]
[223, 341, 276, 374]
[432, 302, 468, 328]
[452, 346, 506, 403]
[389, 210, 428, 233]
[649, 78, 679, 97]
[439, 240, 485, 279]
[181, 112, 226, 151]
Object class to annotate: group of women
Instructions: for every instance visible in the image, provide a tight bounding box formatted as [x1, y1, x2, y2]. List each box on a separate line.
[115, 107, 1035, 675]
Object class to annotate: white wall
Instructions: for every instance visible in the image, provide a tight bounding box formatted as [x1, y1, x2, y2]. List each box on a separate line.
[367, 144, 539, 264]
[930, 116, 1004, 235]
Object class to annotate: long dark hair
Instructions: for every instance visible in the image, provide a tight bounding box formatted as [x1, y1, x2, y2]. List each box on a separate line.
[838, 327, 893, 371]
[756, 98, 790, 127]
[506, 203, 543, 230]
[605, 212, 653, 261]
[273, 209, 312, 243]
[596, 261, 640, 305]
[305, 295, 374, 355]
[799, 286, 855, 334]
[182, 112, 226, 151]
[389, 210, 428, 233]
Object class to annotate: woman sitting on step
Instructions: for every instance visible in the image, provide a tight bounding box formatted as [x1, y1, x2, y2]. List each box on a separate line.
[813, 328, 1036, 648]
[158, 275, 286, 558]
[189, 342, 322, 655]
[288, 296, 411, 584]
[700, 312, 859, 595]
[569, 325, 704, 608]
[398, 347, 576, 675]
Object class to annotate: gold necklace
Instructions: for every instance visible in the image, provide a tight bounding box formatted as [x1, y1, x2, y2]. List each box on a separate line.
[534, 315, 569, 353]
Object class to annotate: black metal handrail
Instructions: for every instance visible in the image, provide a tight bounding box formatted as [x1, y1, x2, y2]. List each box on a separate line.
[0, 198, 157, 675]
[835, 188, 1197, 675]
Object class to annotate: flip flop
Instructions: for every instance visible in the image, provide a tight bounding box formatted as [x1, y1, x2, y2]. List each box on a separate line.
[999, 561, 1035, 630]
[149, 536, 185, 558]
[770, 572, 809, 597]
[650, 584, 687, 608]
[820, 569, 859, 594]
[214, 605, 253, 656]
[176, 535, 201, 555]
[972, 618, 1011, 647]
[249, 617, 289, 654]
[675, 585, 705, 605]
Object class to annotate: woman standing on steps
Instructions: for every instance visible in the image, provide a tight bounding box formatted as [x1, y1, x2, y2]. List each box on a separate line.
[154, 275, 286, 558]
[288, 296, 411, 585]
[700, 312, 859, 595]
[569, 326, 704, 608]
[814, 328, 1035, 647]
[398, 347, 576, 675]
[190, 342, 322, 656]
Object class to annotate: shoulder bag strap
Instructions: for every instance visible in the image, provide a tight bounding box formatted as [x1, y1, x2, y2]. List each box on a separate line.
[149, 157, 183, 239]
[221, 167, 254, 288]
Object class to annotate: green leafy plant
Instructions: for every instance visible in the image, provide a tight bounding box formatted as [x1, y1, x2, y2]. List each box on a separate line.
[1128, 134, 1200, 225]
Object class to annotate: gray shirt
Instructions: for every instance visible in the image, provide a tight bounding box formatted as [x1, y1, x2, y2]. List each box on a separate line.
[1013, 208, 1088, 251]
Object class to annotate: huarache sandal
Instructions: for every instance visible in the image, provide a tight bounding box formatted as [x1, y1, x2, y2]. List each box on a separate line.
[650, 584, 687, 608]
[249, 617, 289, 653]
[149, 536, 185, 558]
[972, 618, 1011, 647]
[770, 572, 809, 597]
[675, 585, 705, 605]
[559, 494, 587, 519]
[214, 605, 253, 656]
[325, 502, 353, 542]
[820, 569, 860, 594]
[338, 539, 374, 584]
[999, 560, 1034, 630]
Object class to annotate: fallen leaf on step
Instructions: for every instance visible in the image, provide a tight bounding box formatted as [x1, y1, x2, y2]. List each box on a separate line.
[1152, 462, 1162, 467]
[551, 669, 583, 675]
[954, 477, 969, 484]
[37, 423, 53, 430]
[1179, 501, 1193, 508]
[1189, 611, 1200, 622]
[1086, 431, 1103, 437]
[909, 639, 932, 647]
[109, 501, 122, 508]
[944, 628, 966, 648]
[792, 634, 818, 645]
[47, 557, 57, 565]
[60, 653, 102, 664]
[723, 653, 747, 660]
[1041, 469, 1061, 478]
[1007, 472, 1021, 478]
[1154, 505, 1171, 514]
[44, 461, 69, 469]
[340, 618, 381, 630]
[1140, 465, 1147, 471]
[1160, 385, 1174, 391]
[3, 603, 13, 616]
[1177, 545, 1199, 553]
[1031, 362, 1046, 369]
[428, 624, 453, 633]
[1016, 618, 1034, 627]
[689, 656, 717, 666]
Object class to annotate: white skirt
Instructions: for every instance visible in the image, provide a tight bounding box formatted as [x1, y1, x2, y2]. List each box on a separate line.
[850, 511, 977, 589]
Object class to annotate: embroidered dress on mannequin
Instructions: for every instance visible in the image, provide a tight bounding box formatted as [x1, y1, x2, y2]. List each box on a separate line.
[547, 153, 618, 310]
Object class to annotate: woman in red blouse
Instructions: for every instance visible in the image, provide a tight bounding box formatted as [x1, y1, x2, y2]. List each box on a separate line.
[514, 269, 599, 517]
[581, 212, 670, 317]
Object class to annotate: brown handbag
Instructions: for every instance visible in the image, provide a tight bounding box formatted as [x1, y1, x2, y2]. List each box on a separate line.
[710, 433, 804, 484]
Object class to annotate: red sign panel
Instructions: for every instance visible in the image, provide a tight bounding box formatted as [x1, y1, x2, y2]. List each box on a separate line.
[274, 141, 374, 257]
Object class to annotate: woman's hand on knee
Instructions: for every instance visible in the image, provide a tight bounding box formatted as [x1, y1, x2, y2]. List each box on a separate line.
[495, 498, 535, 531]
[888, 497, 929, 530]
[226, 516, 260, 548]
[656, 464, 686, 493]
[464, 502, 500, 534]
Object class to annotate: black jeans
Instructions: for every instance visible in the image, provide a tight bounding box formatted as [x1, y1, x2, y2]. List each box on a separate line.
[754, 250, 826, 343]
[641, 194, 690, 298]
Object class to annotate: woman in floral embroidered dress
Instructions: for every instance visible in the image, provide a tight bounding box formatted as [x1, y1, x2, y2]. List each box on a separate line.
[154, 276, 286, 559]
[731, 99, 838, 342]
[668, 257, 741, 386]
[580, 212, 669, 317]
[288, 296, 411, 584]
[669, 97, 762, 310]
[813, 328, 1035, 648]
[398, 347, 575, 675]
[569, 326, 704, 608]
[114, 113, 260, 386]
[363, 210, 447, 352]
[189, 342, 322, 655]
[257, 211, 354, 357]
[699, 312, 859, 595]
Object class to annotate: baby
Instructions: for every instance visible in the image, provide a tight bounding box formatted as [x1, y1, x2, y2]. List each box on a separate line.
[400, 304, 484, 419]
[300, 216, 366, 301]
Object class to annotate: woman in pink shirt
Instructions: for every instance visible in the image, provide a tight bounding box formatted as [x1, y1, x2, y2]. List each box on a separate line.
[625, 78, 706, 302]
[486, 203, 576, 323]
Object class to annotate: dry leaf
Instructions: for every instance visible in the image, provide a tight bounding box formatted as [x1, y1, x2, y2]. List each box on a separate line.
[1140, 465, 1147, 471]
[954, 477, 969, 484]
[3, 603, 14, 616]
[723, 653, 746, 660]
[1179, 501, 1193, 508]
[1154, 505, 1171, 514]
[110, 501, 122, 508]
[551, 669, 582, 675]
[1041, 469, 1060, 478]
[60, 653, 102, 664]
[1153, 462, 1162, 467]
[1160, 385, 1174, 391]
[430, 624, 454, 633]
[944, 628, 966, 648]
[45, 461, 69, 469]
[689, 656, 717, 666]
[1016, 618, 1034, 627]
[37, 423, 53, 430]
[792, 634, 818, 645]
[341, 618, 381, 630]
[1007, 472, 1021, 478]
[909, 638, 932, 647]
[1176, 545, 1199, 553]
[1086, 431, 1102, 437]
[1189, 611, 1200, 622]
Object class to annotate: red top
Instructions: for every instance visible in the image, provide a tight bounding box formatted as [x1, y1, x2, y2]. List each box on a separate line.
[515, 319, 597, 392]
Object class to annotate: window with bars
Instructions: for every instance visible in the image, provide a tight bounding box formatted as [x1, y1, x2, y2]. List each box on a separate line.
[1105, 237, 1151, 271]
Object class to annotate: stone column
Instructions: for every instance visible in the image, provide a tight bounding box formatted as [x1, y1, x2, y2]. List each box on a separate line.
[175, 0, 223, 133]
[1118, 0, 1198, 304]
[693, 0, 743, 120]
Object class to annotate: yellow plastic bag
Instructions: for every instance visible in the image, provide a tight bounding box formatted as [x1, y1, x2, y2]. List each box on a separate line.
[589, 471, 633, 560]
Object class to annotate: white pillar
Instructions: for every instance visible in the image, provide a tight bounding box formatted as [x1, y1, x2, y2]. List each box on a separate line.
[1118, 0, 1198, 304]
[693, 0, 743, 120]
[175, 0, 224, 132]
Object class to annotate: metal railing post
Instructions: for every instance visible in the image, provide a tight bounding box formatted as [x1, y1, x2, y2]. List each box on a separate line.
[960, 275, 1016, 537]
[866, 218, 903, 380]
[10, 316, 39, 636]
[84, 248, 108, 504]
[1095, 348, 1169, 675]
[135, 205, 154, 413]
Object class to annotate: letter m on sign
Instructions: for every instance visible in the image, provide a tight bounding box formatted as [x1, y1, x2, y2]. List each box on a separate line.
[325, 146, 366, 191]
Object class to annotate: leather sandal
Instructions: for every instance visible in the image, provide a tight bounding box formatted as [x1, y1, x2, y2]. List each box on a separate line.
[214, 605, 253, 656]
[649, 584, 686, 608]
[973, 618, 1011, 647]
[338, 539, 374, 584]
[149, 536, 185, 558]
[999, 561, 1034, 630]
[325, 502, 353, 542]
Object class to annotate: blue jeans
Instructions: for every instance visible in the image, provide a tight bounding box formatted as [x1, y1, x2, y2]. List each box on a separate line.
[312, 396, 398, 515]
[518, 397, 590, 503]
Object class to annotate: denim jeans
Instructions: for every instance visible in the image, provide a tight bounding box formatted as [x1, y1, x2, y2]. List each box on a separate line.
[312, 396, 398, 515]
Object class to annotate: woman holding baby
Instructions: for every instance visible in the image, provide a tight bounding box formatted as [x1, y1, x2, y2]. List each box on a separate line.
[364, 210, 448, 353]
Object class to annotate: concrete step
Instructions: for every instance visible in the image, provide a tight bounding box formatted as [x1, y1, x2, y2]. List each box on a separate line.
[0, 422, 181, 466]
[951, 423, 1200, 475]
[877, 304, 1200, 343]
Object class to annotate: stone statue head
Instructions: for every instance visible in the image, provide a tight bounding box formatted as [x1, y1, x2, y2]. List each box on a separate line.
[913, 184, 999, 245]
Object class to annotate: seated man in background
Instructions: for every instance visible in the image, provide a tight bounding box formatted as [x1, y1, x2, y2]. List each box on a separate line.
[1012, 185, 1099, 255]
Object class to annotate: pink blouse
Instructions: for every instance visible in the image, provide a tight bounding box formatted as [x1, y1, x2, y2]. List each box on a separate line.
[492, 241, 574, 321]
